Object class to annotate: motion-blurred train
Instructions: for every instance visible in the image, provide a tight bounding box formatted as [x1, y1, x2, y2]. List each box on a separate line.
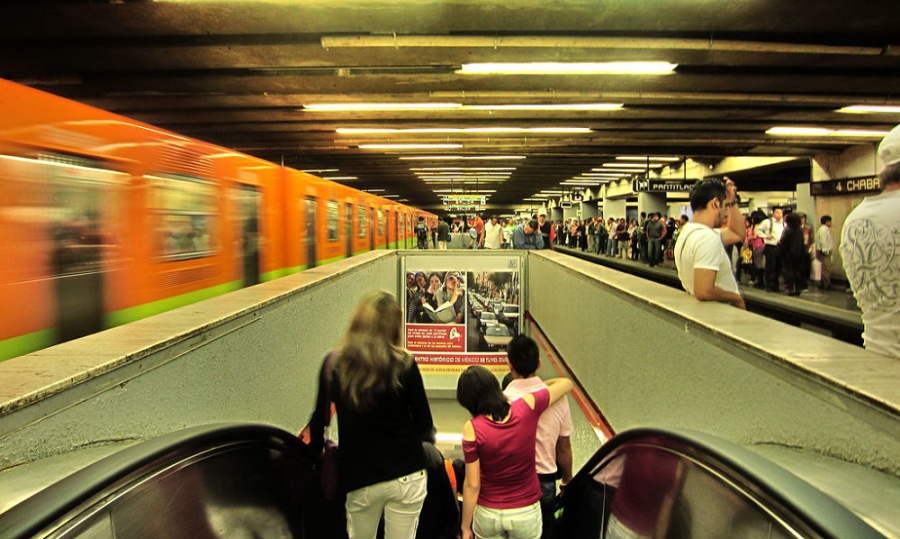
[0, 79, 436, 361]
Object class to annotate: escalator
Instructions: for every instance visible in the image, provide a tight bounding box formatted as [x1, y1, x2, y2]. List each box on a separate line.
[556, 427, 887, 538]
[0, 424, 330, 539]
[0, 425, 888, 538]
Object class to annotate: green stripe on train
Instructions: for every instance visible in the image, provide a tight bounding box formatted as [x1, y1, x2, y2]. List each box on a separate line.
[105, 281, 243, 327]
[0, 330, 56, 362]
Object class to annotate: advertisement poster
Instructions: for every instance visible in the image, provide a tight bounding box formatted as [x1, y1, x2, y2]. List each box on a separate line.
[403, 254, 523, 375]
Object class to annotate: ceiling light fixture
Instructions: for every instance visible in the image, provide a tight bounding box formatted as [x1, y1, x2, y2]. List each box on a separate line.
[411, 167, 516, 171]
[322, 176, 358, 180]
[359, 143, 463, 149]
[767, 126, 889, 137]
[600, 163, 662, 168]
[338, 127, 591, 134]
[615, 156, 682, 162]
[301, 168, 339, 173]
[463, 103, 623, 111]
[399, 155, 526, 160]
[837, 105, 900, 114]
[457, 62, 677, 75]
[304, 103, 462, 111]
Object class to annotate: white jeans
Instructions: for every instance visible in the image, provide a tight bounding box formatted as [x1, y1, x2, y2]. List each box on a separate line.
[345, 469, 427, 539]
[473, 501, 541, 539]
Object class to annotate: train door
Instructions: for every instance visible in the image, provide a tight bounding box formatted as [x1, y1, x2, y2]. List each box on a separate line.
[306, 198, 317, 268]
[394, 212, 400, 249]
[239, 186, 261, 287]
[345, 203, 353, 258]
[47, 158, 125, 343]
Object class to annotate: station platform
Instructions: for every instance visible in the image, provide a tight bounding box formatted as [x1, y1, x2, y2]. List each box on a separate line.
[0, 249, 897, 537]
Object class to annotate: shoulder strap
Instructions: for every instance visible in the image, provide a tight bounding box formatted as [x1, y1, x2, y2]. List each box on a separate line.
[673, 226, 704, 265]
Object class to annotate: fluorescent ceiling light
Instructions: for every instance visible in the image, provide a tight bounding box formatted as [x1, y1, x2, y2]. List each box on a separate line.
[301, 168, 339, 173]
[339, 127, 590, 134]
[364, 189, 386, 193]
[304, 102, 461, 111]
[833, 129, 891, 137]
[399, 155, 526, 160]
[458, 62, 677, 75]
[767, 126, 889, 137]
[600, 162, 661, 168]
[359, 143, 463, 149]
[411, 167, 516, 171]
[837, 105, 900, 114]
[382, 194, 400, 198]
[323, 176, 358, 180]
[464, 103, 623, 111]
[592, 168, 641, 173]
[766, 127, 833, 136]
[615, 156, 681, 162]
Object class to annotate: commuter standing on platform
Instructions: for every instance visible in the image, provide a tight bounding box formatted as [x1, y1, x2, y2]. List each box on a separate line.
[674, 177, 746, 309]
[503, 336, 574, 539]
[841, 123, 900, 359]
[309, 291, 434, 539]
[457, 365, 573, 539]
[415, 216, 429, 250]
[537, 210, 552, 249]
[512, 219, 545, 250]
[645, 213, 666, 267]
[814, 215, 833, 289]
[484, 215, 503, 250]
[437, 218, 451, 250]
[757, 207, 785, 293]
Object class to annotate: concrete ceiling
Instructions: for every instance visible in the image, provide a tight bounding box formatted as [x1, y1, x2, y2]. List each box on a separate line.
[2, 0, 900, 213]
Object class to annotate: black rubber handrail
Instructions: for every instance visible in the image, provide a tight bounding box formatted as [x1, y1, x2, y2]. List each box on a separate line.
[0, 423, 315, 539]
[560, 426, 885, 539]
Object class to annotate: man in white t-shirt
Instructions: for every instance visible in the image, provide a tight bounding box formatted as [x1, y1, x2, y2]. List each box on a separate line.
[483, 215, 503, 249]
[674, 177, 747, 309]
[503, 335, 573, 539]
[840, 123, 900, 359]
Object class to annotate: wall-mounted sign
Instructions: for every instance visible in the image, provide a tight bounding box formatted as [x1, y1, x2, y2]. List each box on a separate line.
[632, 179, 698, 192]
[810, 176, 881, 196]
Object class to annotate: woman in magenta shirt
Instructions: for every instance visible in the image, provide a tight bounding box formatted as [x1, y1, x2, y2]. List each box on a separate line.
[456, 365, 573, 539]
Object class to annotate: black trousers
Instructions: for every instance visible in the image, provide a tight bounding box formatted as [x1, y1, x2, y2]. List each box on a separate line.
[764, 244, 780, 291]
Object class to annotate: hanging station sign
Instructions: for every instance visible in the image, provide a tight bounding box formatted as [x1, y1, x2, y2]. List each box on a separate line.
[810, 176, 881, 196]
[632, 179, 699, 192]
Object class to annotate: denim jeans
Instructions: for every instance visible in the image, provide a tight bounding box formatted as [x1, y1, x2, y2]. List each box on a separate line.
[648, 238, 662, 265]
[473, 501, 541, 539]
[345, 469, 427, 539]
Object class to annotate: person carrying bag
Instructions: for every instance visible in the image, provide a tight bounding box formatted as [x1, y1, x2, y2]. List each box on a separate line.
[306, 291, 436, 539]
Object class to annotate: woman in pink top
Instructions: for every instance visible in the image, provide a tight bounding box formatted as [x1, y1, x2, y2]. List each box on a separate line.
[457, 365, 573, 539]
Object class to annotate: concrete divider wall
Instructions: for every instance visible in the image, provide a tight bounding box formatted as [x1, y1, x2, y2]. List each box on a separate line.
[0, 251, 399, 469]
[526, 251, 900, 476]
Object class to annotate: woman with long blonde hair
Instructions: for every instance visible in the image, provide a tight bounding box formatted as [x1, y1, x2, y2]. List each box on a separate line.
[310, 290, 435, 538]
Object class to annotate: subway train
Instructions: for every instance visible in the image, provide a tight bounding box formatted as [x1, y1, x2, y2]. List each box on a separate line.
[0, 79, 436, 361]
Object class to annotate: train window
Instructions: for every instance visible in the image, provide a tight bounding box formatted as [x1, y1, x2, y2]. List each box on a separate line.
[326, 200, 339, 242]
[149, 174, 217, 261]
[357, 205, 367, 238]
[377, 210, 385, 237]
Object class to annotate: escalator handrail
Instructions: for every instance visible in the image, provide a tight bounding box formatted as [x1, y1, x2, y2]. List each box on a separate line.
[563, 426, 885, 539]
[0, 422, 313, 539]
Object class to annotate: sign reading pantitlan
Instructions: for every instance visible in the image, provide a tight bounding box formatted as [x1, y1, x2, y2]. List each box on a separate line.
[632, 179, 699, 192]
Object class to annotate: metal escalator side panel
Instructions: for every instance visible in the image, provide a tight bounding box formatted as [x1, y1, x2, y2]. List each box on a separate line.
[555, 427, 886, 539]
[0, 423, 325, 539]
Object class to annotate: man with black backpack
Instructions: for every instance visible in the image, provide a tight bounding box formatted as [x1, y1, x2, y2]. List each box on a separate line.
[415, 216, 429, 249]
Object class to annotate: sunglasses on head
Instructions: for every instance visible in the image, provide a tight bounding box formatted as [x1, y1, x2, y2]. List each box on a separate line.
[447, 275, 459, 281]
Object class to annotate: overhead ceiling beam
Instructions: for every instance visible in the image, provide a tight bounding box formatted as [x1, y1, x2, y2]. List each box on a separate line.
[321, 35, 890, 56]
